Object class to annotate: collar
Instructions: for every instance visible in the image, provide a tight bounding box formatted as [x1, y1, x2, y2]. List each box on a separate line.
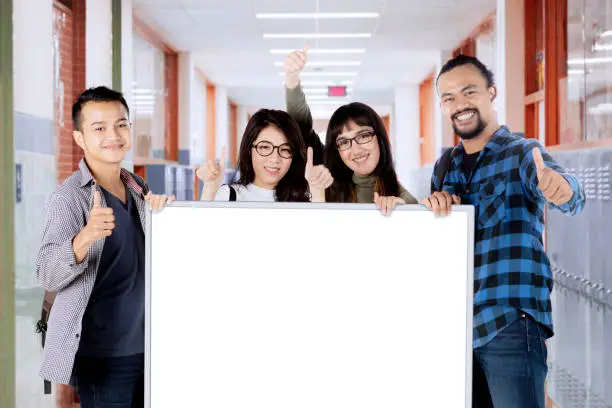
[450, 125, 512, 159]
[78, 158, 145, 197]
[352, 172, 376, 188]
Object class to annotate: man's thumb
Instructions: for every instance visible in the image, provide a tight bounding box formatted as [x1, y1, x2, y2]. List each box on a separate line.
[93, 190, 102, 208]
[532, 147, 546, 176]
[303, 42, 310, 55]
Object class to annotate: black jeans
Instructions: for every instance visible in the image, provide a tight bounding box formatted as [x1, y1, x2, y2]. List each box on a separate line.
[74, 353, 144, 408]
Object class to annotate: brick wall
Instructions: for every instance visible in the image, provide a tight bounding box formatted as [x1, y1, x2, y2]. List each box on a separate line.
[53, 0, 85, 183]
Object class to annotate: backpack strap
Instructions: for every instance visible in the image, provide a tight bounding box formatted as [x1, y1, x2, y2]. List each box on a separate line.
[228, 185, 236, 202]
[36, 290, 57, 395]
[432, 148, 454, 194]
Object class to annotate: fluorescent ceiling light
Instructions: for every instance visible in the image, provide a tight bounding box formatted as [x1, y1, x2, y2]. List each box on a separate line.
[133, 89, 154, 94]
[283, 80, 355, 86]
[256, 13, 379, 19]
[601, 30, 612, 37]
[568, 57, 612, 64]
[270, 49, 367, 54]
[279, 72, 358, 76]
[264, 33, 371, 39]
[274, 61, 361, 67]
[568, 69, 585, 75]
[593, 43, 612, 51]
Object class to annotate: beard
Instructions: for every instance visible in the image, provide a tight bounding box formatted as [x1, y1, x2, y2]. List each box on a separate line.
[452, 109, 487, 140]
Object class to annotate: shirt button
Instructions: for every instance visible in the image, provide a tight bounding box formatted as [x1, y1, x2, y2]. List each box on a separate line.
[75, 333, 80, 339]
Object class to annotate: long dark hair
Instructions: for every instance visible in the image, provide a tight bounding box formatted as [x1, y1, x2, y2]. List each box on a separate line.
[324, 102, 400, 202]
[234, 109, 310, 202]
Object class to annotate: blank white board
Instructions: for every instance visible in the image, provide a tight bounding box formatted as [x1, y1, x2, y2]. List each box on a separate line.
[145, 203, 474, 408]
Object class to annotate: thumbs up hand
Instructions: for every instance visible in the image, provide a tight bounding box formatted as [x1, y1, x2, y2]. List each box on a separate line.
[197, 146, 227, 187]
[304, 147, 333, 202]
[531, 147, 572, 205]
[86, 190, 115, 241]
[198, 146, 229, 201]
[72, 189, 115, 264]
[285, 43, 309, 89]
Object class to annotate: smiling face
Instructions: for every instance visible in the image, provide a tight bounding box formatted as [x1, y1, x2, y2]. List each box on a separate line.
[335, 120, 380, 176]
[73, 101, 131, 165]
[437, 63, 497, 141]
[251, 125, 293, 189]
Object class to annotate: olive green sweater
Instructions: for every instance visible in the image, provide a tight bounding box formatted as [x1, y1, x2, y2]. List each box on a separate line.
[353, 173, 418, 204]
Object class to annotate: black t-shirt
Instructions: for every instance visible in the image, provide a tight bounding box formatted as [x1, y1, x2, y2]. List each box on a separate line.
[77, 187, 145, 357]
[462, 151, 480, 178]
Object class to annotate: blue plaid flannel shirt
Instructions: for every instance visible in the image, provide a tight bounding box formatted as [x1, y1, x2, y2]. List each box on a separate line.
[431, 126, 585, 348]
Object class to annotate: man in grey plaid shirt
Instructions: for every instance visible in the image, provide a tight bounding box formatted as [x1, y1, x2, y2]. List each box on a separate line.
[36, 86, 172, 408]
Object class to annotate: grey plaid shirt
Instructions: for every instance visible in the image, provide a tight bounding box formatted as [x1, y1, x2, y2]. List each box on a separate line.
[36, 158, 150, 384]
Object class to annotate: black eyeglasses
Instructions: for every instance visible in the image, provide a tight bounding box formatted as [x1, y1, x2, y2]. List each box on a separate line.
[252, 141, 293, 159]
[335, 130, 375, 151]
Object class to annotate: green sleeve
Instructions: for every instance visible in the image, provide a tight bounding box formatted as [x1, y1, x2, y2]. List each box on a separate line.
[398, 183, 418, 204]
[286, 83, 313, 137]
[285, 83, 325, 165]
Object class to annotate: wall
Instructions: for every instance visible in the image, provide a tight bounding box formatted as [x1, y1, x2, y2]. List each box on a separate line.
[13, 0, 58, 406]
[237, 105, 249, 155]
[86, 0, 112, 88]
[54, 2, 81, 183]
[192, 71, 207, 166]
[436, 50, 455, 149]
[496, 0, 525, 132]
[121, 0, 134, 167]
[393, 83, 420, 192]
[215, 85, 229, 160]
[178, 52, 194, 165]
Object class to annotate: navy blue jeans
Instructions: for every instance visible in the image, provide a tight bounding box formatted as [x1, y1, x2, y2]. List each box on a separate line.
[472, 315, 549, 408]
[74, 354, 144, 408]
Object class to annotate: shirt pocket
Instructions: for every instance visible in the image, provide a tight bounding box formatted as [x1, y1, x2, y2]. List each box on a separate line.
[477, 176, 507, 228]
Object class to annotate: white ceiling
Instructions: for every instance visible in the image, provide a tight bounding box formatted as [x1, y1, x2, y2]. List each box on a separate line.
[133, 0, 496, 116]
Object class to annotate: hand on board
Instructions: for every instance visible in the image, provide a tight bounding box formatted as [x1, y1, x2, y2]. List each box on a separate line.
[374, 192, 406, 216]
[145, 191, 176, 212]
[421, 190, 461, 217]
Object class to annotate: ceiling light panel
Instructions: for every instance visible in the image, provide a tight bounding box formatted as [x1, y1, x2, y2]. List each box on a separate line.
[274, 61, 362, 67]
[264, 33, 372, 39]
[270, 48, 367, 54]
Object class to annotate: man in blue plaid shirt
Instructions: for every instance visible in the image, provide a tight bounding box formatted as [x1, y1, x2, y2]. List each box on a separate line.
[422, 55, 585, 408]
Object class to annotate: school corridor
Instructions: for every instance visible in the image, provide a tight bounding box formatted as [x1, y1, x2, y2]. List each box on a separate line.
[0, 0, 611, 407]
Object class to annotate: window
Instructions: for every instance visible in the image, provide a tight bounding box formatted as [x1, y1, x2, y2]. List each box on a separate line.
[132, 32, 166, 159]
[561, 0, 612, 143]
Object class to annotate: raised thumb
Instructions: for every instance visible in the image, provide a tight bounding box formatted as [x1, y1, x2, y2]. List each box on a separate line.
[93, 190, 102, 208]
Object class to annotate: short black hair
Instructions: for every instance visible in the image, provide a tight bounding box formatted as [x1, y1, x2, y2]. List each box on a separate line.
[436, 54, 495, 88]
[72, 86, 129, 131]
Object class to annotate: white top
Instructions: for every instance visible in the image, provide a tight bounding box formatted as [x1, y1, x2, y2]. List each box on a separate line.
[214, 183, 276, 202]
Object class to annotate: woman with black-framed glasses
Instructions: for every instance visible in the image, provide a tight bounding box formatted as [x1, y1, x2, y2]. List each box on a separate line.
[196, 109, 333, 202]
[323, 102, 418, 214]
